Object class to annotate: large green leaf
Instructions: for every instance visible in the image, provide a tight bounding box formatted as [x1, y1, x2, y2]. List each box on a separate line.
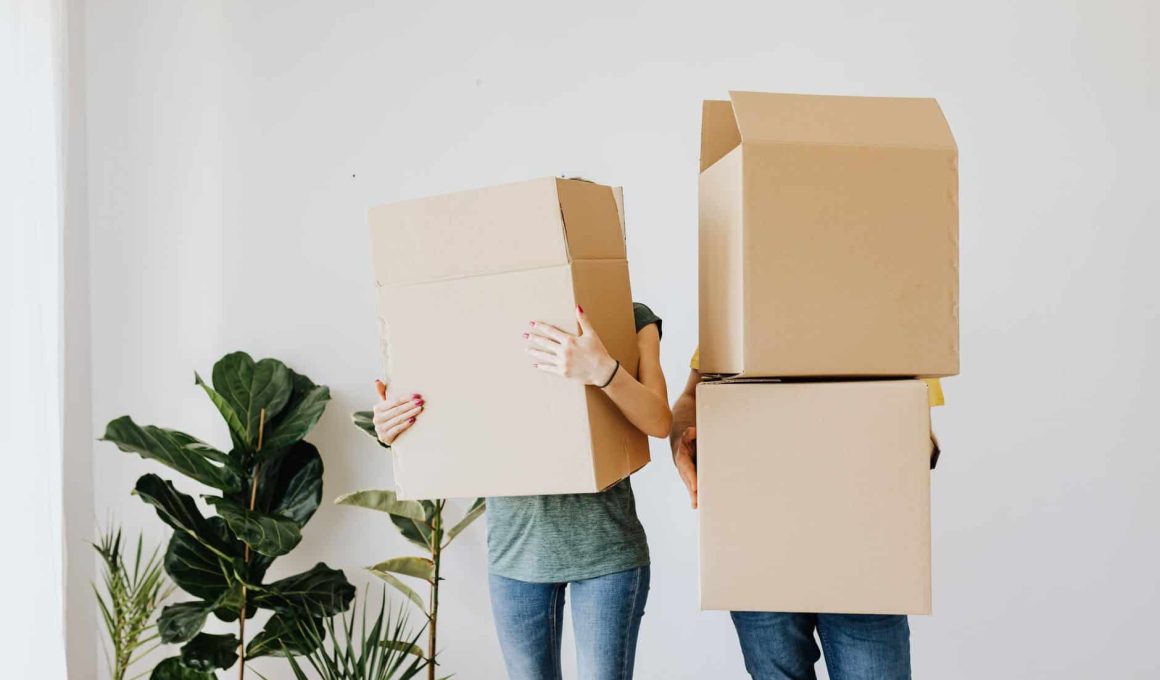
[368, 557, 435, 583]
[352, 410, 390, 449]
[255, 563, 355, 617]
[262, 370, 330, 452]
[246, 612, 322, 658]
[206, 496, 302, 557]
[368, 569, 426, 612]
[150, 657, 216, 680]
[104, 417, 242, 492]
[254, 441, 323, 527]
[444, 497, 486, 547]
[335, 489, 426, 521]
[194, 371, 248, 450]
[134, 474, 229, 557]
[180, 632, 239, 671]
[158, 600, 213, 644]
[336, 489, 430, 549]
[164, 523, 233, 601]
[210, 352, 293, 448]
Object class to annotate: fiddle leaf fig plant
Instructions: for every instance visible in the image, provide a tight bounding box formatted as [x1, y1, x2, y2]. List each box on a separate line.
[102, 351, 356, 680]
[341, 412, 486, 680]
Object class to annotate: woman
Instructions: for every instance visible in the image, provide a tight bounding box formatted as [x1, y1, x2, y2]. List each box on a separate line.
[371, 303, 670, 680]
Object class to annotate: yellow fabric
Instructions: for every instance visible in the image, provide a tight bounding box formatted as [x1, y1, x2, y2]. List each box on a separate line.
[689, 346, 945, 407]
[923, 378, 944, 407]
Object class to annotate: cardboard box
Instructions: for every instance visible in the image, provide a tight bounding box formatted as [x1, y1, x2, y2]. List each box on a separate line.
[699, 91, 959, 378]
[369, 177, 649, 500]
[698, 379, 932, 614]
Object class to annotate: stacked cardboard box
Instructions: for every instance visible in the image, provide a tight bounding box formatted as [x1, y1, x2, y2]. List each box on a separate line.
[697, 92, 958, 615]
[369, 178, 649, 500]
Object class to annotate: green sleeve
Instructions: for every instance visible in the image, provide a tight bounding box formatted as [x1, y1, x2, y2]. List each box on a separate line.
[632, 302, 662, 338]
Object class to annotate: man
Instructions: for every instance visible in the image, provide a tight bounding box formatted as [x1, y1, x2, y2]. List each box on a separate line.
[669, 348, 942, 680]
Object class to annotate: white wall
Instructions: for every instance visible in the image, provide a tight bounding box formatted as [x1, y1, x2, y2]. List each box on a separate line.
[82, 0, 1159, 678]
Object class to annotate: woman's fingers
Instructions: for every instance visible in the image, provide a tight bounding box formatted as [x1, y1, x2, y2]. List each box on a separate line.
[381, 418, 415, 445]
[373, 394, 423, 425]
[527, 321, 570, 344]
[532, 362, 563, 375]
[525, 347, 557, 363]
[376, 404, 423, 443]
[524, 333, 562, 353]
[375, 400, 423, 427]
[377, 403, 423, 432]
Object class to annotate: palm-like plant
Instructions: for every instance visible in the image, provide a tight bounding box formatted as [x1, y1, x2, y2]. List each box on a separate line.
[342, 412, 486, 680]
[272, 589, 427, 680]
[94, 526, 176, 680]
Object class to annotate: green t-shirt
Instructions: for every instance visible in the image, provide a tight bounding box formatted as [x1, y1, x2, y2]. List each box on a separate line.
[486, 303, 662, 583]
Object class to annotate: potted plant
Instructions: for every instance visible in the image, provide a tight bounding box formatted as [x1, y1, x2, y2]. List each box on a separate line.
[102, 352, 356, 679]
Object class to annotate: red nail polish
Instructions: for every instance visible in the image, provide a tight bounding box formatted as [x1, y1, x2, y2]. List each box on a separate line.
[577, 304, 584, 313]
[522, 332, 529, 339]
[411, 393, 421, 399]
[408, 417, 416, 424]
[414, 398, 423, 405]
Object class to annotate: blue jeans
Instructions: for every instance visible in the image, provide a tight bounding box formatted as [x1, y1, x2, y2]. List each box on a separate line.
[488, 566, 650, 680]
[730, 612, 911, 680]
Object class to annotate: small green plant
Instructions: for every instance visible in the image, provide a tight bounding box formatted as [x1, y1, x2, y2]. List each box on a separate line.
[94, 526, 175, 680]
[101, 352, 356, 679]
[274, 589, 428, 680]
[342, 412, 486, 680]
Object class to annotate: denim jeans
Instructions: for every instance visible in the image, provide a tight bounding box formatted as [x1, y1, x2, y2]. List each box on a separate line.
[488, 566, 650, 680]
[730, 611, 911, 680]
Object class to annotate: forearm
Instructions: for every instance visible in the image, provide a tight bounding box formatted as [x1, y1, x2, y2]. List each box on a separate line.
[603, 367, 672, 438]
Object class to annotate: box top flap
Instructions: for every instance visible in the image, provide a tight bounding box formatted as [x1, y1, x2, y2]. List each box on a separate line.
[370, 177, 623, 287]
[727, 91, 956, 151]
[555, 178, 627, 261]
[700, 99, 743, 172]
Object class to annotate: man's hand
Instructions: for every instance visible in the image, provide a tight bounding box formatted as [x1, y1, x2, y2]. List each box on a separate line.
[674, 426, 698, 508]
[670, 367, 701, 509]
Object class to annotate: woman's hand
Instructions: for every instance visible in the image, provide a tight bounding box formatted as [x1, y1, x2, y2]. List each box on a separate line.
[371, 379, 424, 446]
[524, 306, 619, 386]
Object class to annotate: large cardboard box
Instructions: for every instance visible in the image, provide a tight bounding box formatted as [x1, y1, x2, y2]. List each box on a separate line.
[698, 379, 932, 614]
[699, 91, 959, 378]
[369, 178, 650, 500]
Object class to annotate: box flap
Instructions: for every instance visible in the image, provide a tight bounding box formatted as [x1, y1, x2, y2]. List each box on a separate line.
[369, 177, 571, 287]
[728, 91, 956, 151]
[612, 186, 626, 241]
[555, 179, 626, 260]
[700, 99, 742, 172]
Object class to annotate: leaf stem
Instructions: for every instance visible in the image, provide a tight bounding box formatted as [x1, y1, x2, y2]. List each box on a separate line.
[239, 407, 267, 680]
[427, 499, 445, 680]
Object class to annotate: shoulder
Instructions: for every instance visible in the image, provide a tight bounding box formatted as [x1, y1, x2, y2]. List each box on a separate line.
[632, 302, 662, 338]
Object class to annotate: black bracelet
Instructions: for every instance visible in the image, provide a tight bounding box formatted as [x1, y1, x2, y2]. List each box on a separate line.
[597, 360, 620, 389]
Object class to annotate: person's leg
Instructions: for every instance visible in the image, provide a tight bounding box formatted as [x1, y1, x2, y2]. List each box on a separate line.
[815, 614, 911, 680]
[728, 611, 820, 680]
[488, 573, 566, 680]
[569, 565, 650, 680]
